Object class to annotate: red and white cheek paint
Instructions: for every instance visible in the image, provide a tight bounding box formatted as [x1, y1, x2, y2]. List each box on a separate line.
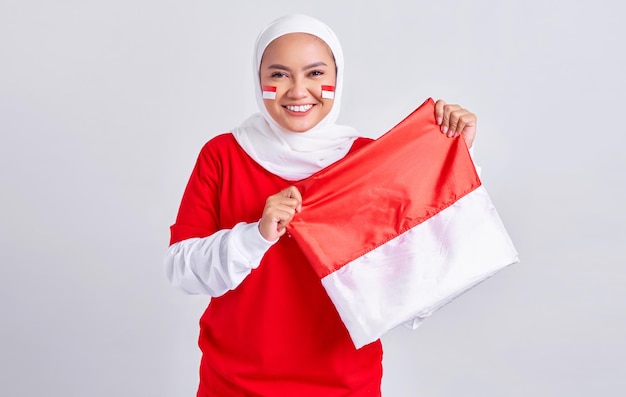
[321, 85, 335, 99]
[262, 86, 277, 100]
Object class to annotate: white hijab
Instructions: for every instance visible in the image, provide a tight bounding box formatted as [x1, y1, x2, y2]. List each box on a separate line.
[232, 14, 359, 181]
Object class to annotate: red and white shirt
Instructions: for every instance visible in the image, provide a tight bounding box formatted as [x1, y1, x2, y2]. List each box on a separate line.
[166, 133, 382, 396]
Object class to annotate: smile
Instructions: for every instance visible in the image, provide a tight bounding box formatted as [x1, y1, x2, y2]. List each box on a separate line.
[285, 104, 313, 113]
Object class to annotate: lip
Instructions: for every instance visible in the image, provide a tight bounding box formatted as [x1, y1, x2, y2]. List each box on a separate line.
[283, 104, 315, 115]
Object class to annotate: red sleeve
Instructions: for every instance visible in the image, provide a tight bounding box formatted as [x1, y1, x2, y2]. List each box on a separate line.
[169, 139, 222, 245]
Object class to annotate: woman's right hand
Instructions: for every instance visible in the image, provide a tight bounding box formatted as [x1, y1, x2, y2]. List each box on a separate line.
[258, 186, 302, 241]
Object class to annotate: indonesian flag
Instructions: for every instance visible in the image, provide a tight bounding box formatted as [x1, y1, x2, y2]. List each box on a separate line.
[288, 98, 519, 348]
[262, 85, 277, 99]
[321, 85, 335, 99]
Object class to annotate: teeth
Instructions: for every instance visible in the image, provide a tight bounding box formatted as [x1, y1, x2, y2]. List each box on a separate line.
[286, 104, 313, 112]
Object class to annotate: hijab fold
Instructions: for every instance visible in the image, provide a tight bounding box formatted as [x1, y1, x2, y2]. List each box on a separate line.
[232, 15, 359, 181]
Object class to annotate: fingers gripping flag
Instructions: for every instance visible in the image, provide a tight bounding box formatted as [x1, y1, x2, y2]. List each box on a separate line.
[287, 98, 519, 348]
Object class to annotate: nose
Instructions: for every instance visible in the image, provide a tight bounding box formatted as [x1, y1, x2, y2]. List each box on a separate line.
[287, 78, 308, 99]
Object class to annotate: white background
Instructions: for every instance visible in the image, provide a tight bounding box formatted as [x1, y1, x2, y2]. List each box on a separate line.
[1, 1, 625, 396]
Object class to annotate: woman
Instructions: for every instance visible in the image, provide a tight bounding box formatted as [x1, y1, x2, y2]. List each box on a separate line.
[166, 14, 477, 396]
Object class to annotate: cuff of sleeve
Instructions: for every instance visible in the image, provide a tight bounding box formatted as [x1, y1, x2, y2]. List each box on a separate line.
[230, 222, 276, 269]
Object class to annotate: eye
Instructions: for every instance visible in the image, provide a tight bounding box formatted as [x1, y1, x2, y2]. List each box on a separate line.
[309, 70, 324, 77]
[271, 71, 287, 78]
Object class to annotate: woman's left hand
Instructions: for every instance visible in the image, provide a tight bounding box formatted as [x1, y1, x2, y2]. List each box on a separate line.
[434, 99, 477, 148]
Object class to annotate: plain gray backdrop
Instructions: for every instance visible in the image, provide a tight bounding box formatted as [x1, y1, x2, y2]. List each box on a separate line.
[1, 0, 624, 396]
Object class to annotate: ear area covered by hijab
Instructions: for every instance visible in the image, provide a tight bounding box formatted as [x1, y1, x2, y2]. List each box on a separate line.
[232, 14, 360, 181]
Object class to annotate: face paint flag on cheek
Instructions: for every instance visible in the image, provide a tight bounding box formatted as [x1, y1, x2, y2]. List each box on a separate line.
[262, 85, 277, 100]
[321, 85, 335, 99]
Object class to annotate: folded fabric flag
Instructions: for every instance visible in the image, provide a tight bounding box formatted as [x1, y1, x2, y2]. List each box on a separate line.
[288, 98, 519, 348]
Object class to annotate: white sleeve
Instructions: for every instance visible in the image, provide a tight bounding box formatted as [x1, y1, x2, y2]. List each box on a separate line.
[164, 221, 276, 297]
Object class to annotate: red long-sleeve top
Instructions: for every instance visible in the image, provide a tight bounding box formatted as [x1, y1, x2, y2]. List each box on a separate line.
[170, 133, 383, 397]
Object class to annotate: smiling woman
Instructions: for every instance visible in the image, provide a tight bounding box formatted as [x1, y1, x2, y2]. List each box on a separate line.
[164, 13, 479, 397]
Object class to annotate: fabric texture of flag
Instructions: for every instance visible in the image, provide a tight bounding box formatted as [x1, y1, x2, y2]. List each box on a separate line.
[262, 85, 277, 99]
[287, 98, 519, 348]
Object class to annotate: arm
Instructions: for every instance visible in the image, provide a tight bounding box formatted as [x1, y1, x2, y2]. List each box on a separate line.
[165, 141, 302, 296]
[165, 142, 270, 297]
[165, 222, 274, 296]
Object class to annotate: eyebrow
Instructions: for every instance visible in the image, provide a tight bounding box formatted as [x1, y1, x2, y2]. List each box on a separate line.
[266, 62, 329, 72]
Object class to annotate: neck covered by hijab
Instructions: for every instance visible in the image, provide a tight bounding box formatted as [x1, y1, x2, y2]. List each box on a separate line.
[232, 14, 360, 181]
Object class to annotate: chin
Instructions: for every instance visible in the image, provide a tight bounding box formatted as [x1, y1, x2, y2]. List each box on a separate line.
[279, 120, 317, 133]
[288, 126, 312, 133]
